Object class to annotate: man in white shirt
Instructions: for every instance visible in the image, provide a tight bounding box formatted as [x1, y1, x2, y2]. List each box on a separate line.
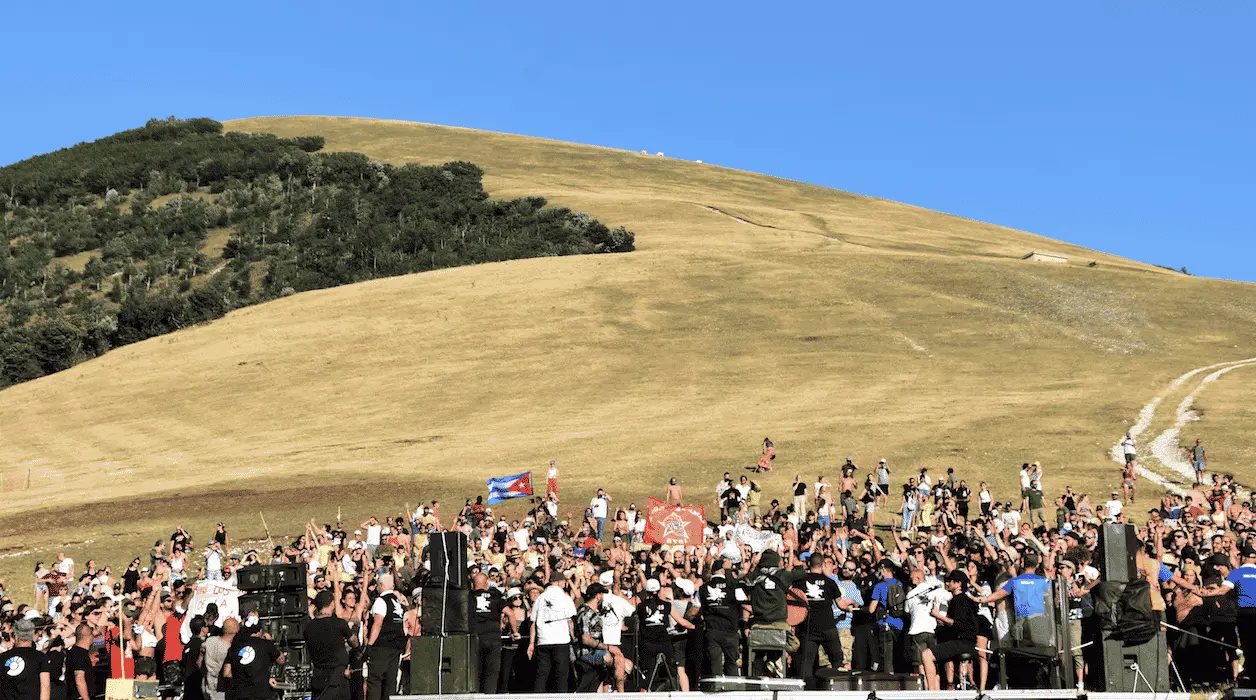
[1105, 491, 1124, 521]
[590, 489, 612, 540]
[1122, 433, 1137, 464]
[56, 552, 75, 578]
[204, 541, 223, 581]
[906, 567, 948, 690]
[1019, 465, 1032, 512]
[530, 571, 577, 692]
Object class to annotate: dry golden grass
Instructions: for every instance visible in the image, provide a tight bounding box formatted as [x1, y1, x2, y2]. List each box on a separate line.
[1, 116, 1253, 600]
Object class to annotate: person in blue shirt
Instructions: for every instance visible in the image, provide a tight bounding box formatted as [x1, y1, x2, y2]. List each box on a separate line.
[832, 560, 865, 671]
[1220, 546, 1256, 685]
[976, 552, 1052, 645]
[868, 559, 905, 672]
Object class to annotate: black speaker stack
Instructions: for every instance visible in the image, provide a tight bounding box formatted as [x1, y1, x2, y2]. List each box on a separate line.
[238, 563, 312, 695]
[1090, 524, 1170, 693]
[411, 532, 477, 693]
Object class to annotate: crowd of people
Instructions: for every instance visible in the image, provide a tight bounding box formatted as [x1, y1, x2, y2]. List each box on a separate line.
[4, 437, 1253, 699]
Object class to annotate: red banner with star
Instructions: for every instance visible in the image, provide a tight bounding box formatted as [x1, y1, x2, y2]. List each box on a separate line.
[645, 497, 705, 546]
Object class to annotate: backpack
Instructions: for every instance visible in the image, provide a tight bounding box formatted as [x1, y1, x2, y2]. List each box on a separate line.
[884, 580, 907, 619]
[1114, 579, 1159, 646]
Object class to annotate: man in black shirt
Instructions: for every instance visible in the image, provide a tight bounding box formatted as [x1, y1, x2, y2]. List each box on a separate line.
[182, 616, 207, 700]
[0, 619, 49, 700]
[931, 570, 978, 689]
[304, 590, 357, 700]
[224, 631, 284, 700]
[699, 560, 741, 677]
[470, 574, 505, 693]
[66, 624, 94, 700]
[636, 580, 674, 686]
[366, 574, 406, 700]
[794, 555, 852, 689]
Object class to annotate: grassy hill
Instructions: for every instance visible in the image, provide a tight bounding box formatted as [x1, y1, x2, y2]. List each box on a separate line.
[1, 116, 1253, 599]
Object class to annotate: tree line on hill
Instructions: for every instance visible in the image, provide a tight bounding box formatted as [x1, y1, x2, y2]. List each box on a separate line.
[0, 117, 634, 388]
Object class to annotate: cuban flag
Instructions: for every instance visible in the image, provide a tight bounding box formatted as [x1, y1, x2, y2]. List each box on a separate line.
[487, 471, 533, 505]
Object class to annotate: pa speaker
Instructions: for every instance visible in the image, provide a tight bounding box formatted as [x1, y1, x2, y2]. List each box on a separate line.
[1098, 523, 1138, 582]
[410, 635, 479, 694]
[421, 587, 470, 635]
[428, 533, 469, 589]
[1098, 632, 1169, 692]
[237, 565, 268, 591]
[268, 563, 306, 591]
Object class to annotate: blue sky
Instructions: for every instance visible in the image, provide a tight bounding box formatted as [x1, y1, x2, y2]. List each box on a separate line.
[4, 2, 1252, 282]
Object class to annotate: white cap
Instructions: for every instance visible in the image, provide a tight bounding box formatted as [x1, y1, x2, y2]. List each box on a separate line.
[645, 579, 661, 593]
[598, 571, 615, 587]
[675, 579, 695, 597]
[879, 458, 887, 464]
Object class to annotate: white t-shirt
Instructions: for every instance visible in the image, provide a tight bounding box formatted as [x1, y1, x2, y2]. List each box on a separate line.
[736, 484, 750, 500]
[1002, 510, 1020, 530]
[532, 585, 577, 645]
[366, 525, 382, 546]
[205, 550, 222, 574]
[590, 496, 610, 520]
[1122, 438, 1136, 455]
[1019, 470, 1030, 489]
[907, 579, 948, 635]
[600, 592, 636, 646]
[57, 558, 74, 575]
[1106, 499, 1124, 520]
[979, 489, 992, 504]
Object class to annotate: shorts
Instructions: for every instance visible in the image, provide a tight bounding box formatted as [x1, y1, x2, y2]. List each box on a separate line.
[1021, 488, 1030, 498]
[671, 636, 689, 665]
[1194, 461, 1206, 473]
[1124, 453, 1136, 464]
[910, 632, 936, 666]
[135, 655, 157, 678]
[1123, 480, 1135, 488]
[579, 649, 610, 666]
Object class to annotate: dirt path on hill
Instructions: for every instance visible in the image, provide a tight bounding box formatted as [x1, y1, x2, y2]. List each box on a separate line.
[1111, 357, 1256, 495]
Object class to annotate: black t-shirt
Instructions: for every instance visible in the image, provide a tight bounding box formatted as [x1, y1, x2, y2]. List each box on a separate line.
[0, 647, 45, 700]
[304, 616, 353, 672]
[66, 646, 94, 700]
[699, 576, 740, 632]
[955, 485, 971, 502]
[43, 648, 65, 687]
[795, 572, 842, 630]
[794, 482, 807, 497]
[941, 593, 979, 643]
[123, 569, 140, 595]
[471, 588, 505, 637]
[723, 489, 742, 512]
[637, 596, 671, 645]
[182, 637, 203, 679]
[227, 636, 280, 700]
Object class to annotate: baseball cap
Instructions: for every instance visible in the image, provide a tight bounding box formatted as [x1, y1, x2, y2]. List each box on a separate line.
[675, 579, 695, 597]
[944, 570, 969, 585]
[879, 459, 887, 464]
[598, 571, 615, 587]
[645, 579, 661, 593]
[548, 570, 566, 584]
[585, 583, 606, 599]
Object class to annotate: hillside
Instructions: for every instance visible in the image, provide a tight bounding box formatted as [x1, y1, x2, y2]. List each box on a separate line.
[2, 116, 1254, 597]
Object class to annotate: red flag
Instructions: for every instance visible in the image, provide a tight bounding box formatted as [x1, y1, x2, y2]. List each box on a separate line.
[645, 497, 705, 546]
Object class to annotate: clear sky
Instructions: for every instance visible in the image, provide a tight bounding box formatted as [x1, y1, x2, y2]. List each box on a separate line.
[4, 2, 1252, 282]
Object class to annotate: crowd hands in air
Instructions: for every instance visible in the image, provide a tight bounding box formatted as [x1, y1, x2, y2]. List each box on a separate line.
[4, 436, 1254, 698]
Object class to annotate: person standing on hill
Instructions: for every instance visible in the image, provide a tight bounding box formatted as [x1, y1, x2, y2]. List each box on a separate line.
[876, 460, 891, 507]
[590, 489, 612, 540]
[792, 475, 808, 517]
[547, 460, 559, 499]
[1122, 461, 1137, 504]
[666, 478, 683, 505]
[1122, 433, 1137, 465]
[756, 438, 776, 473]
[1187, 439, 1208, 485]
[1019, 464, 1031, 512]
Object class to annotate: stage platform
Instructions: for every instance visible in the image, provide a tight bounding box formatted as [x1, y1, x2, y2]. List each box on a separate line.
[394, 692, 1190, 700]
